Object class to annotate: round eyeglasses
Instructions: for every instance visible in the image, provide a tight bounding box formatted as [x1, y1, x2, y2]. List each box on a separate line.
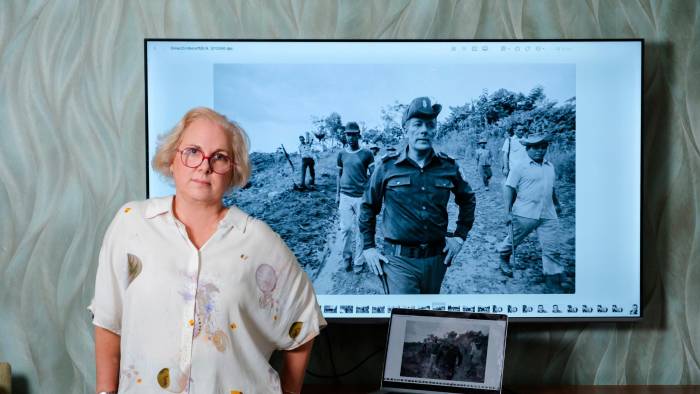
[177, 147, 233, 174]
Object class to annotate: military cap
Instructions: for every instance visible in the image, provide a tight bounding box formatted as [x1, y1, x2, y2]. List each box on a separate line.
[402, 97, 442, 126]
[368, 143, 380, 151]
[520, 133, 550, 146]
[344, 122, 360, 135]
[477, 138, 487, 145]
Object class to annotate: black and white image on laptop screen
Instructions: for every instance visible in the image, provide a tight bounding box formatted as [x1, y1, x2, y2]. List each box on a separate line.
[384, 314, 506, 391]
[401, 320, 489, 383]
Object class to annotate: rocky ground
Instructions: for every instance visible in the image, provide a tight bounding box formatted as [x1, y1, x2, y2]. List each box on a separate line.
[227, 146, 575, 295]
[223, 151, 337, 274]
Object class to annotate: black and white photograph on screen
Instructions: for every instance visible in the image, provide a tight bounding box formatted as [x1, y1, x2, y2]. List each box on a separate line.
[400, 320, 489, 382]
[372, 306, 386, 314]
[214, 63, 576, 296]
[323, 305, 337, 314]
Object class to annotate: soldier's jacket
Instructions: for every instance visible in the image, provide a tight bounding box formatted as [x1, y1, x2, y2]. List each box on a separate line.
[435, 342, 462, 368]
[359, 146, 476, 249]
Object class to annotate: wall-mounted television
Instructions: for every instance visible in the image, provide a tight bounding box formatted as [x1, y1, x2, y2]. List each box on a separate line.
[145, 39, 642, 321]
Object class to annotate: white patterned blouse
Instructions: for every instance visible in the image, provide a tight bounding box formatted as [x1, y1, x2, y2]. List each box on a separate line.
[89, 196, 326, 394]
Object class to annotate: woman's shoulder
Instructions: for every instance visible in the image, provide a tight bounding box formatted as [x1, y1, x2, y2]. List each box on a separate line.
[227, 205, 276, 237]
[108, 197, 172, 225]
[226, 205, 290, 252]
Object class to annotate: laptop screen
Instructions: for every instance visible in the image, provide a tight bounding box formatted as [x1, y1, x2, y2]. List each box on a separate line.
[382, 309, 508, 393]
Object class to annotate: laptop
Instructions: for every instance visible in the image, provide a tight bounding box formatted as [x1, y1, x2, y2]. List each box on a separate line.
[373, 308, 508, 394]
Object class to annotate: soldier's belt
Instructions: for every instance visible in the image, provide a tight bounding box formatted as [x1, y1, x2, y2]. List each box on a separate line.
[383, 239, 446, 259]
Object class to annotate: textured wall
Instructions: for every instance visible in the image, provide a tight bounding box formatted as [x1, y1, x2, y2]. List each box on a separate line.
[0, 1, 698, 393]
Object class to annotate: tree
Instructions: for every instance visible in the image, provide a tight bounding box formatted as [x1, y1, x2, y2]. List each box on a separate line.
[526, 85, 546, 108]
[377, 101, 406, 146]
[311, 112, 344, 147]
[362, 128, 381, 144]
[438, 103, 472, 137]
[325, 112, 343, 144]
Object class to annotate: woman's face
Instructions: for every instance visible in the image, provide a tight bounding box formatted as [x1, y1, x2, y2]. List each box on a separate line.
[170, 118, 234, 205]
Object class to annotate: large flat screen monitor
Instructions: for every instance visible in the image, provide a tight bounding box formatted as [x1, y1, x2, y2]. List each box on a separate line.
[145, 39, 642, 321]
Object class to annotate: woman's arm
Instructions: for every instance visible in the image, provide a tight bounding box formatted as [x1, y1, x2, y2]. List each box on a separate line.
[95, 326, 121, 393]
[280, 338, 314, 394]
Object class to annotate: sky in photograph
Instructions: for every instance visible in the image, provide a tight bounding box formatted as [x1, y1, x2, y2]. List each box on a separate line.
[404, 320, 490, 343]
[214, 63, 575, 152]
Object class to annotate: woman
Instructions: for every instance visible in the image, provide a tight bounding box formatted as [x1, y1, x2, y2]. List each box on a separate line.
[89, 107, 325, 394]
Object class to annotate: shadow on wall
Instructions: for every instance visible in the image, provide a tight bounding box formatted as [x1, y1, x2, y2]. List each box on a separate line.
[641, 41, 673, 332]
[11, 375, 29, 394]
[272, 323, 389, 386]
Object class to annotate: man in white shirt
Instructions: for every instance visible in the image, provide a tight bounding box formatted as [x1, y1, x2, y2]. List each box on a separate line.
[298, 135, 317, 189]
[497, 133, 571, 293]
[500, 125, 529, 177]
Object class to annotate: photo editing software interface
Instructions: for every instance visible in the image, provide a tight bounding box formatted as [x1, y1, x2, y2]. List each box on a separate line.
[146, 40, 642, 320]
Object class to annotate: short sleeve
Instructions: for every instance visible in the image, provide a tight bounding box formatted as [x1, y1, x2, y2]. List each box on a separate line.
[501, 138, 509, 153]
[87, 205, 130, 335]
[363, 150, 374, 168]
[271, 241, 326, 350]
[505, 164, 522, 189]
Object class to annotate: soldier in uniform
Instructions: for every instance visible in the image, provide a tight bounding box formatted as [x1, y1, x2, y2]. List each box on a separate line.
[497, 133, 571, 292]
[358, 97, 476, 294]
[336, 122, 375, 272]
[431, 332, 463, 380]
[475, 138, 493, 190]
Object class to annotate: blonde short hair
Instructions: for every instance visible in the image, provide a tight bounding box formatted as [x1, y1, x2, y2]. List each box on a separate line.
[152, 107, 251, 189]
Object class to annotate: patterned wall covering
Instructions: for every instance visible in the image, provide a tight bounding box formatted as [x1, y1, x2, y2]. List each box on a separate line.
[0, 1, 698, 392]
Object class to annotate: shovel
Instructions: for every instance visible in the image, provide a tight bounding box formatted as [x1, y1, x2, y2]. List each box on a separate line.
[509, 221, 517, 268]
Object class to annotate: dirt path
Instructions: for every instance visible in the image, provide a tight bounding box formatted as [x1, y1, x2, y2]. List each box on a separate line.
[441, 157, 576, 294]
[312, 220, 384, 295]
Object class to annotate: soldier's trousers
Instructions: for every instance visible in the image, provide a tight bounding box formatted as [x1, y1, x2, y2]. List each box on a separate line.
[300, 157, 315, 186]
[381, 246, 448, 294]
[338, 193, 363, 265]
[497, 215, 564, 275]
